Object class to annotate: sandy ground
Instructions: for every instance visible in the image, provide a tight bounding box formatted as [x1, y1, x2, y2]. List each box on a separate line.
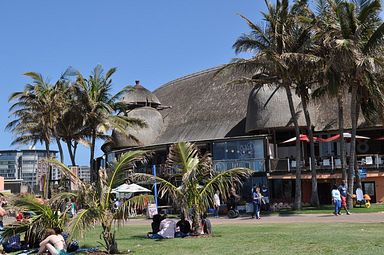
[3, 212, 383, 227]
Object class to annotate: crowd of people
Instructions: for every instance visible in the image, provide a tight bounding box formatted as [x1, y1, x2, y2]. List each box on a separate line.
[147, 213, 212, 239]
[331, 180, 368, 216]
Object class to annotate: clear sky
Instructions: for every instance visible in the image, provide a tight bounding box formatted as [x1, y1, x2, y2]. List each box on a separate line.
[0, 0, 265, 166]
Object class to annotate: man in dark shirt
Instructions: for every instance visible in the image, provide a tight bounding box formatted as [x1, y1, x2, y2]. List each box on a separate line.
[338, 180, 351, 215]
[202, 213, 212, 235]
[175, 215, 191, 238]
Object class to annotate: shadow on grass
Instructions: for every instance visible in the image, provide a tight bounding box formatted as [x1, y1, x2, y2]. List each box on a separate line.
[116, 235, 148, 241]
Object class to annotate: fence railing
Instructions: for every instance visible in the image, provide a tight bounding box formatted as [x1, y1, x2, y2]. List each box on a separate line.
[135, 159, 266, 175]
[269, 154, 384, 173]
[213, 159, 265, 172]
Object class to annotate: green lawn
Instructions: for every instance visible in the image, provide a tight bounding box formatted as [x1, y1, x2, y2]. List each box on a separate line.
[79, 222, 384, 255]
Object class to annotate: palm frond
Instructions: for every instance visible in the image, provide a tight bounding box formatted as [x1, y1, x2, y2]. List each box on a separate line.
[199, 168, 252, 210]
[67, 208, 102, 239]
[130, 173, 182, 199]
[114, 194, 154, 220]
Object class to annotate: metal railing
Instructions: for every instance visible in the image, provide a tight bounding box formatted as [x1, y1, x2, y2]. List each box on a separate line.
[213, 159, 265, 172]
[269, 154, 384, 173]
[135, 159, 266, 175]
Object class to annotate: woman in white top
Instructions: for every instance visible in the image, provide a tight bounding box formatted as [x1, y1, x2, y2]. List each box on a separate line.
[213, 190, 220, 218]
[331, 185, 341, 216]
[356, 186, 364, 203]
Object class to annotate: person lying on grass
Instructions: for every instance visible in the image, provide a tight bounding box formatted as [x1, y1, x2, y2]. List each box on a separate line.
[38, 228, 67, 255]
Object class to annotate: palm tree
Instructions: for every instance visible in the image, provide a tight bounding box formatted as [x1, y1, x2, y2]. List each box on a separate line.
[74, 65, 145, 182]
[55, 82, 87, 166]
[232, 0, 320, 208]
[49, 150, 153, 254]
[7, 72, 63, 197]
[131, 142, 252, 233]
[315, 0, 384, 208]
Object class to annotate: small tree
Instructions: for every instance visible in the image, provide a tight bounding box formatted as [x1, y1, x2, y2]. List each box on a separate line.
[132, 142, 252, 233]
[3, 195, 69, 247]
[50, 150, 153, 254]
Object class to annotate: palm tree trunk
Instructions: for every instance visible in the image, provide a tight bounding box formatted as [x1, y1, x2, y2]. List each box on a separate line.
[347, 85, 358, 209]
[285, 86, 302, 210]
[55, 137, 64, 163]
[44, 140, 51, 199]
[192, 205, 202, 234]
[73, 141, 78, 161]
[301, 95, 319, 207]
[337, 94, 347, 183]
[354, 96, 362, 189]
[102, 217, 118, 254]
[65, 139, 76, 166]
[90, 129, 97, 182]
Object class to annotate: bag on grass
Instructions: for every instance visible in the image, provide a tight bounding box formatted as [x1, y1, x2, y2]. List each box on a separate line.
[67, 240, 79, 252]
[2, 234, 21, 253]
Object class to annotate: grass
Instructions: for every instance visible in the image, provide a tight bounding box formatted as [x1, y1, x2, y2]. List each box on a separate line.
[79, 222, 384, 255]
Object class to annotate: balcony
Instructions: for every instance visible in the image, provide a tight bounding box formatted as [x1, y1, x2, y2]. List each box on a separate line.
[269, 154, 384, 173]
[213, 159, 265, 172]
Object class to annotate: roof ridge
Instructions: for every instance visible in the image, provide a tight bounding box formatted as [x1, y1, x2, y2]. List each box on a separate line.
[153, 65, 224, 92]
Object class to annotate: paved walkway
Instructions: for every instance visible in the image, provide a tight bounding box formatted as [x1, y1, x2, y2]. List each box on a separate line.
[3, 212, 382, 226]
[123, 212, 384, 225]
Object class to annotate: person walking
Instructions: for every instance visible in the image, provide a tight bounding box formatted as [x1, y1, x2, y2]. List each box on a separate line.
[338, 180, 351, 215]
[261, 184, 270, 211]
[213, 190, 220, 218]
[331, 185, 342, 216]
[252, 187, 262, 219]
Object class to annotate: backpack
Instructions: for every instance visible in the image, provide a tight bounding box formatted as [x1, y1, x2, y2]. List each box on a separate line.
[67, 240, 79, 252]
[2, 234, 21, 253]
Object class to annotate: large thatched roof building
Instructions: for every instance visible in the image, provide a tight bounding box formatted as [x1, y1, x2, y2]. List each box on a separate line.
[103, 65, 384, 205]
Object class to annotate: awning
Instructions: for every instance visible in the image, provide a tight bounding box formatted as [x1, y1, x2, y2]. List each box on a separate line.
[318, 132, 370, 142]
[281, 134, 320, 144]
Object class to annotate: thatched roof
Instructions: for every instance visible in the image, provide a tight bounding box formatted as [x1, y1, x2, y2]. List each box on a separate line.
[112, 107, 164, 148]
[153, 67, 300, 144]
[153, 66, 374, 144]
[122, 81, 161, 107]
[108, 65, 375, 151]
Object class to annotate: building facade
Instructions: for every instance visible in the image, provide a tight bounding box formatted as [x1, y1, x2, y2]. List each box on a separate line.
[0, 149, 57, 192]
[78, 166, 91, 183]
[102, 68, 384, 205]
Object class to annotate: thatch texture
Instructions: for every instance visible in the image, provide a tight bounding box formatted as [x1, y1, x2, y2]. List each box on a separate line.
[153, 67, 300, 144]
[112, 107, 164, 148]
[122, 83, 161, 107]
[109, 65, 375, 151]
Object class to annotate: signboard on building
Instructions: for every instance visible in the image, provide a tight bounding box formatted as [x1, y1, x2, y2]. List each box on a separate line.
[358, 168, 367, 179]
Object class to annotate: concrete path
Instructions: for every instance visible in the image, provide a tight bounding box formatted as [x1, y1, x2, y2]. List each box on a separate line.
[122, 212, 384, 225]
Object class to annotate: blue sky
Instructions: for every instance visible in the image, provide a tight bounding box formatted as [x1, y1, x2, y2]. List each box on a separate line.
[0, 0, 265, 165]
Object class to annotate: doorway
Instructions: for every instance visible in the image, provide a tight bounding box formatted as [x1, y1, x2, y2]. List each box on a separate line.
[318, 182, 332, 205]
[362, 182, 376, 203]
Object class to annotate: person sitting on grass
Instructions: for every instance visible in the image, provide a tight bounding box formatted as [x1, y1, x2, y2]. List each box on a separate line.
[202, 213, 212, 235]
[148, 215, 176, 239]
[175, 215, 191, 238]
[148, 214, 163, 236]
[38, 228, 67, 255]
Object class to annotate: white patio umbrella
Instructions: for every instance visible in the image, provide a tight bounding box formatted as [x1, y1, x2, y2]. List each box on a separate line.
[111, 183, 151, 193]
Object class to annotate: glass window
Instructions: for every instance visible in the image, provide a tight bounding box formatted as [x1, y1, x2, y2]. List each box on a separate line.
[213, 138, 265, 172]
[213, 139, 264, 160]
